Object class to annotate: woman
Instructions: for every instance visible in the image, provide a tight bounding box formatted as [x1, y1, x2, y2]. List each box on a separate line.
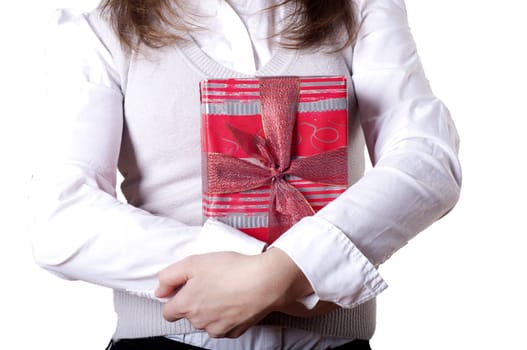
[29, 0, 461, 348]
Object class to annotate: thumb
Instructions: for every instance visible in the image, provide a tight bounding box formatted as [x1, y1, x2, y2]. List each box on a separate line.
[155, 260, 191, 298]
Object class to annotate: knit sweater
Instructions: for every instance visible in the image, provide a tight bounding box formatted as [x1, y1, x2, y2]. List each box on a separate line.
[113, 12, 374, 339]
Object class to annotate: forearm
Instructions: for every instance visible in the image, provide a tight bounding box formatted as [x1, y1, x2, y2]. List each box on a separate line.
[270, 0, 461, 309]
[28, 164, 265, 295]
[318, 136, 461, 266]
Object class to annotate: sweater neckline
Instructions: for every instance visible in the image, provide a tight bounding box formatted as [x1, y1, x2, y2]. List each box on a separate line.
[177, 35, 298, 78]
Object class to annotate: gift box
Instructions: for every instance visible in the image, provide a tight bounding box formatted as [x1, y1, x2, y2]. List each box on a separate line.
[200, 76, 348, 244]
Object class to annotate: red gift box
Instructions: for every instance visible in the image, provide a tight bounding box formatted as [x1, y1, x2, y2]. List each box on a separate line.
[200, 76, 348, 244]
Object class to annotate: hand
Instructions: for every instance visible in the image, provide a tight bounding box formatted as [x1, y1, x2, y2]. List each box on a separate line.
[156, 249, 312, 338]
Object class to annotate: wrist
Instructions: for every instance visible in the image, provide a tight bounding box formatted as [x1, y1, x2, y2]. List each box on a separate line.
[260, 247, 313, 308]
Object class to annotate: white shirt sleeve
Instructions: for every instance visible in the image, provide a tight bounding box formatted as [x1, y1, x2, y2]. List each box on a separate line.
[28, 10, 266, 299]
[271, 0, 461, 308]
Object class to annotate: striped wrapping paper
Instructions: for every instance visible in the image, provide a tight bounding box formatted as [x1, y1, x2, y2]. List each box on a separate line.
[200, 76, 348, 243]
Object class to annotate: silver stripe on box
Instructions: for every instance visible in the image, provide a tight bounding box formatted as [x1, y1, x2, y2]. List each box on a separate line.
[202, 98, 347, 115]
[217, 214, 269, 229]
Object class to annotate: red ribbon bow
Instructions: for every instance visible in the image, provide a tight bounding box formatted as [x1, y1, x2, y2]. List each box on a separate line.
[206, 77, 347, 243]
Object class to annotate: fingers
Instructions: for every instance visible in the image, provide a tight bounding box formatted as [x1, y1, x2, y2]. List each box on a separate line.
[202, 321, 249, 339]
[162, 302, 184, 323]
[222, 320, 257, 338]
[155, 258, 193, 298]
[161, 281, 196, 323]
[162, 295, 241, 337]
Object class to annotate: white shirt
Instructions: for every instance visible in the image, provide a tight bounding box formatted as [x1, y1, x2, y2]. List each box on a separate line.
[189, 0, 280, 74]
[29, 0, 461, 348]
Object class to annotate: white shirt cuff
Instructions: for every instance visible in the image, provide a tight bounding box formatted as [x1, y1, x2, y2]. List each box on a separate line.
[270, 216, 388, 309]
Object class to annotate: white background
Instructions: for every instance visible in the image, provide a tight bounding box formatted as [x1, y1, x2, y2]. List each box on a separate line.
[1, 0, 526, 349]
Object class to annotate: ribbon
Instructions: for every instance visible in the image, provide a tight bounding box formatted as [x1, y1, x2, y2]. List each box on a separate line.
[206, 77, 347, 243]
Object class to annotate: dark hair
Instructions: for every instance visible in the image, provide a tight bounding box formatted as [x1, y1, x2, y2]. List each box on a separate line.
[99, 0, 356, 52]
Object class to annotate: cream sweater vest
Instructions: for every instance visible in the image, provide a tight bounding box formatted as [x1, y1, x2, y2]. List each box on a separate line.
[82, 10, 375, 340]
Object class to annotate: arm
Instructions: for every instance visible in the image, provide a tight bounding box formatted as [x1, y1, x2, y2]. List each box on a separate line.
[270, 0, 461, 308]
[28, 10, 265, 298]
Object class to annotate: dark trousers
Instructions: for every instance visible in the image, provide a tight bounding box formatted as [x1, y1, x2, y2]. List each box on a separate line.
[107, 337, 371, 350]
